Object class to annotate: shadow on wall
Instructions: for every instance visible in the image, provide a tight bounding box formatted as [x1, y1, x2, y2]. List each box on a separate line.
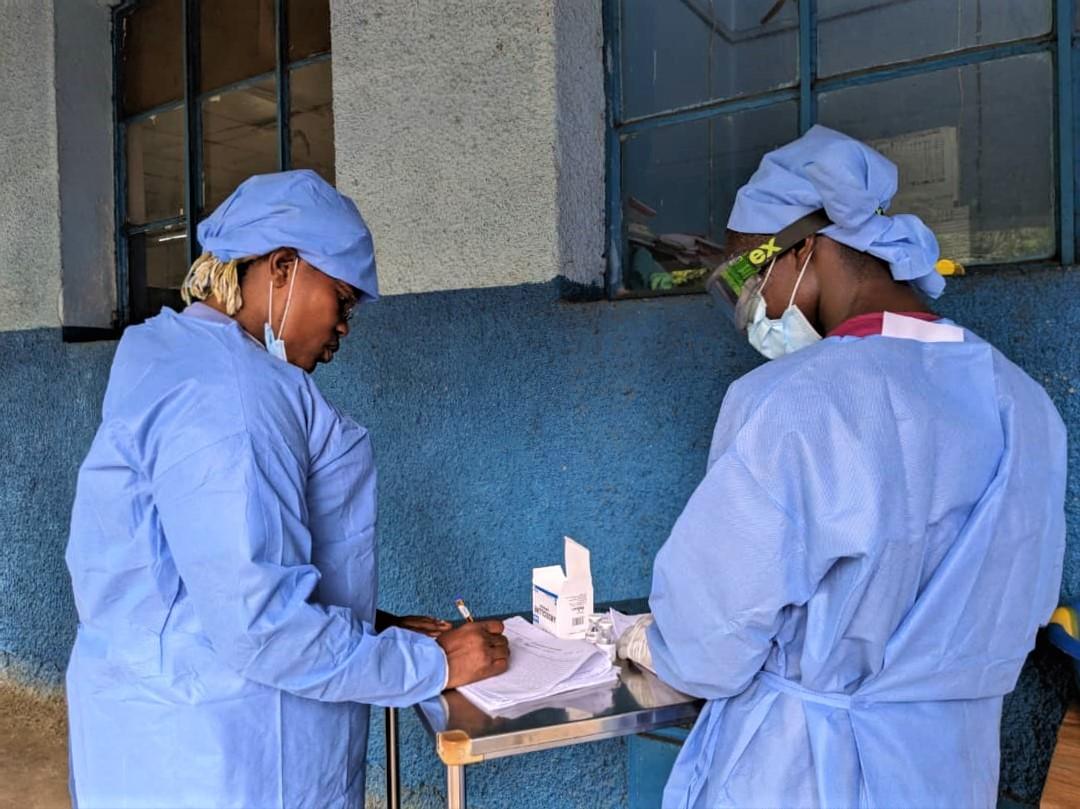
[0, 272, 1078, 805]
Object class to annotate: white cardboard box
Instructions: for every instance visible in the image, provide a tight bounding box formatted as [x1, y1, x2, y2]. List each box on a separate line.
[532, 536, 594, 639]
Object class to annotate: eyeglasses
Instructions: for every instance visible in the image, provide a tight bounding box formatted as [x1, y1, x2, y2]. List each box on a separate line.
[705, 209, 831, 331]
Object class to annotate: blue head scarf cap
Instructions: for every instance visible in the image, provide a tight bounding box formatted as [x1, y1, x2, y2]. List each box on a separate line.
[197, 170, 379, 301]
[728, 125, 944, 298]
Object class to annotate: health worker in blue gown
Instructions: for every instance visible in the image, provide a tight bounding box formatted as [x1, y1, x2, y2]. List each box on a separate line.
[622, 127, 1066, 808]
[65, 170, 509, 809]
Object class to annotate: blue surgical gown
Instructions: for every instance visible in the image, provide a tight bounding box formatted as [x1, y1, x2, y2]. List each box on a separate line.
[648, 324, 1066, 808]
[66, 304, 447, 809]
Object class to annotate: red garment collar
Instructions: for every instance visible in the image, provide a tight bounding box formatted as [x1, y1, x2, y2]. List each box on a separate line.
[827, 311, 939, 339]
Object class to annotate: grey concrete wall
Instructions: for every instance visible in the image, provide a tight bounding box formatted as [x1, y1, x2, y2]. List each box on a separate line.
[330, 0, 606, 295]
[0, 1, 62, 331]
[55, 0, 116, 329]
[553, 0, 606, 289]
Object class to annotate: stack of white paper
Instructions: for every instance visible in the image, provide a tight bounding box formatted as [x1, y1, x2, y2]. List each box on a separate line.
[490, 677, 616, 720]
[457, 617, 618, 714]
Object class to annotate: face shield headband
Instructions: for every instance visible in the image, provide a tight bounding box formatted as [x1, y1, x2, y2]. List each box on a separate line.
[705, 209, 832, 332]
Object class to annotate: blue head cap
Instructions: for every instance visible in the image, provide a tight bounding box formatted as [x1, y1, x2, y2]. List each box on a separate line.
[728, 125, 944, 298]
[197, 170, 379, 302]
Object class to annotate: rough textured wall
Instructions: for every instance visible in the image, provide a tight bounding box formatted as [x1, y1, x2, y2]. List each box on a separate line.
[0, 1, 61, 331]
[2, 269, 1078, 806]
[0, 333, 112, 686]
[330, 0, 605, 295]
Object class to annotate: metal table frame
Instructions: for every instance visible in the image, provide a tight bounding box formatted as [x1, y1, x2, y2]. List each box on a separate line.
[383, 602, 701, 809]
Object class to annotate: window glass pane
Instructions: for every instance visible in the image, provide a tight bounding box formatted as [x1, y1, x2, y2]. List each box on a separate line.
[818, 53, 1054, 265]
[290, 61, 334, 182]
[620, 0, 798, 121]
[125, 105, 186, 224]
[818, 0, 1052, 78]
[128, 226, 188, 321]
[201, 78, 279, 214]
[200, 0, 276, 93]
[621, 102, 799, 292]
[120, 0, 183, 116]
[288, 0, 331, 60]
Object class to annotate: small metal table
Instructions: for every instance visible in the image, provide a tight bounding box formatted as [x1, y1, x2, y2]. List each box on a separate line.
[384, 601, 702, 809]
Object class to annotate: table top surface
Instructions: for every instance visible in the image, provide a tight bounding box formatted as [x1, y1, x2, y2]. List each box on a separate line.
[414, 599, 703, 765]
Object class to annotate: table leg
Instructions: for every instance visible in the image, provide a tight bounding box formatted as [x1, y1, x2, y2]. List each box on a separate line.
[385, 707, 401, 809]
[447, 764, 466, 809]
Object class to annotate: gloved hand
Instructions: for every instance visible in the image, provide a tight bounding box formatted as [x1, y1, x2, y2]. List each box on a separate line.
[617, 614, 656, 675]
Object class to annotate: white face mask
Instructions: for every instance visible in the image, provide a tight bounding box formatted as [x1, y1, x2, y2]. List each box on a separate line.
[745, 249, 821, 360]
[264, 259, 300, 362]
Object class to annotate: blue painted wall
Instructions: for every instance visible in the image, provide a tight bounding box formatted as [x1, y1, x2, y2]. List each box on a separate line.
[0, 270, 1077, 806]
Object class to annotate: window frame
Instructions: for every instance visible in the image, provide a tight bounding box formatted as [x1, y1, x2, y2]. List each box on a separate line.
[602, 0, 1076, 299]
[111, 0, 332, 325]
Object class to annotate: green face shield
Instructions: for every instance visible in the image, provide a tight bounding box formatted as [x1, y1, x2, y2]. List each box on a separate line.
[705, 209, 831, 332]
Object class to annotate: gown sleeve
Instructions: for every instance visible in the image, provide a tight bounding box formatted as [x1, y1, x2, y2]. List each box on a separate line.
[152, 429, 448, 707]
[647, 448, 814, 699]
[306, 414, 380, 616]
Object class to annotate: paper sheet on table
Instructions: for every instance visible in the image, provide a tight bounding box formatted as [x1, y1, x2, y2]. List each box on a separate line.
[457, 617, 618, 714]
[491, 679, 617, 720]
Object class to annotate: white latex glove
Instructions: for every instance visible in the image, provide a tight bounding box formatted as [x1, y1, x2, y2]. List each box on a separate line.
[617, 614, 656, 674]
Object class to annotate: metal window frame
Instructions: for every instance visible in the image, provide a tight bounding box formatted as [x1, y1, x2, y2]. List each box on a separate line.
[603, 0, 1077, 298]
[112, 0, 331, 325]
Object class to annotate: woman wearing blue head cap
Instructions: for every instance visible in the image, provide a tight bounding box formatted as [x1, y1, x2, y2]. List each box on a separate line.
[65, 170, 508, 808]
[620, 127, 1066, 808]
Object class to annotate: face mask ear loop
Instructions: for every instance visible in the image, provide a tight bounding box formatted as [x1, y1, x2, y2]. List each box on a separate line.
[758, 257, 779, 295]
[277, 259, 301, 342]
[267, 269, 275, 335]
[788, 248, 815, 308]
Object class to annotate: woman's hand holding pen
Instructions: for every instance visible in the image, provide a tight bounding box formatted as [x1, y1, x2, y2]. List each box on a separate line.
[437, 620, 510, 689]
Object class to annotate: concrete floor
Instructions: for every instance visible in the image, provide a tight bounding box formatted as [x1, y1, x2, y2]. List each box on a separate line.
[1042, 705, 1080, 809]
[0, 682, 69, 809]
